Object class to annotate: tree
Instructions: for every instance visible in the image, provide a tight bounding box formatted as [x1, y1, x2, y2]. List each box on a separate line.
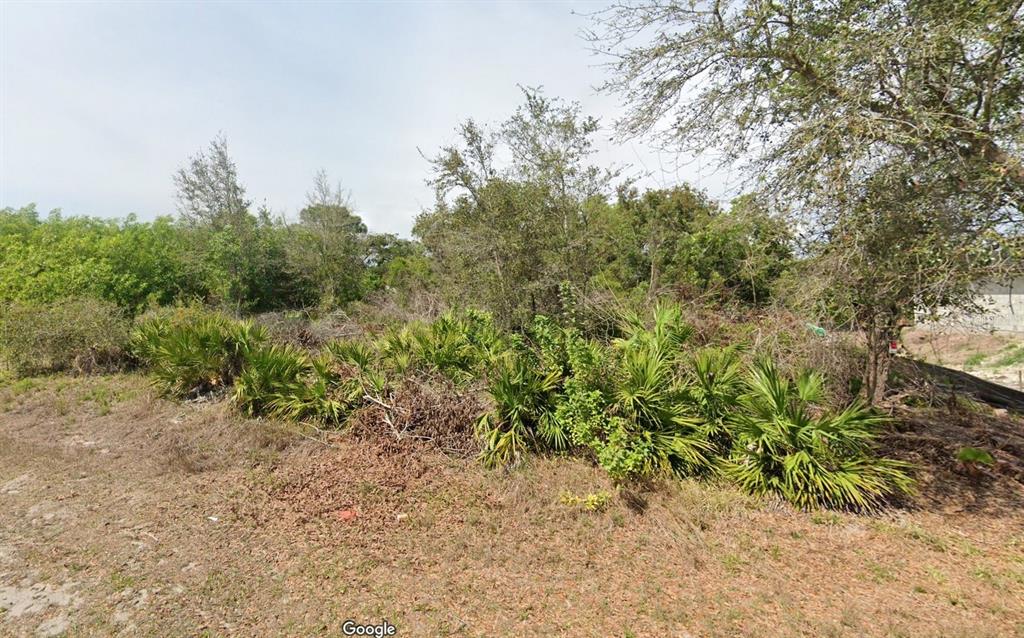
[173, 134, 251, 229]
[173, 136, 296, 312]
[591, 0, 1024, 402]
[415, 88, 616, 327]
[362, 234, 433, 296]
[591, 0, 1024, 209]
[285, 170, 368, 307]
[0, 206, 198, 313]
[594, 187, 792, 304]
[798, 163, 1020, 403]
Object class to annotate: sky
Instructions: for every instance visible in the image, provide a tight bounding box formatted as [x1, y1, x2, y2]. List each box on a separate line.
[1, 1, 738, 236]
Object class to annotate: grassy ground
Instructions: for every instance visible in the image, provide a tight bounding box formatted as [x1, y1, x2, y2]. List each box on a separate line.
[1, 374, 1023, 637]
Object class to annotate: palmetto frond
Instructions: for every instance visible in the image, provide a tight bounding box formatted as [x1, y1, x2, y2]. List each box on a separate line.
[726, 359, 912, 510]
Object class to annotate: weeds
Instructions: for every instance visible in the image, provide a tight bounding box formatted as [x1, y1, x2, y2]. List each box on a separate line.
[964, 352, 987, 368]
[560, 490, 613, 512]
[994, 345, 1024, 368]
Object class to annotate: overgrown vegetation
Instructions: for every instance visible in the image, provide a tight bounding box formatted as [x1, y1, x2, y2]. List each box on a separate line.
[131, 308, 267, 398]
[0, 298, 130, 376]
[115, 303, 912, 510]
[5, 0, 1023, 512]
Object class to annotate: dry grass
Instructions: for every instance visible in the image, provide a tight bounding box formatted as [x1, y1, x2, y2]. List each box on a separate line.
[1, 374, 1023, 637]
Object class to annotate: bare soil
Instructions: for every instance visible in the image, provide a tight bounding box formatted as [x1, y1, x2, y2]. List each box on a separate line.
[904, 327, 1024, 390]
[1, 374, 1023, 637]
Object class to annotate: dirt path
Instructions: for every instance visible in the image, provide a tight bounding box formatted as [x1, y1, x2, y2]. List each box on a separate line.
[2, 375, 1024, 637]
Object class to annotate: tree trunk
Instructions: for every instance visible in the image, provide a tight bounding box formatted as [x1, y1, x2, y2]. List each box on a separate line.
[863, 318, 898, 406]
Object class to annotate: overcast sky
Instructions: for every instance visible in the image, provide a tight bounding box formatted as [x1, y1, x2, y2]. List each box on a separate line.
[1, 1, 738, 236]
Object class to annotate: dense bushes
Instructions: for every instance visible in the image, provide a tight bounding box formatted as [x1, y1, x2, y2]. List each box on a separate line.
[488, 305, 912, 509]
[0, 298, 130, 376]
[475, 357, 564, 468]
[0, 203, 419, 316]
[0, 296, 911, 510]
[556, 305, 715, 481]
[0, 207, 196, 313]
[723, 359, 913, 509]
[130, 308, 267, 398]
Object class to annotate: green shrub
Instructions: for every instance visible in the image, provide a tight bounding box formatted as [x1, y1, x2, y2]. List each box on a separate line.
[476, 355, 566, 467]
[956, 446, 995, 466]
[0, 207, 197, 313]
[0, 298, 130, 377]
[267, 355, 363, 426]
[558, 304, 714, 482]
[233, 343, 310, 416]
[413, 309, 509, 382]
[375, 325, 419, 375]
[132, 310, 266, 398]
[684, 347, 744, 453]
[723, 359, 913, 510]
[326, 339, 389, 395]
[129, 305, 216, 363]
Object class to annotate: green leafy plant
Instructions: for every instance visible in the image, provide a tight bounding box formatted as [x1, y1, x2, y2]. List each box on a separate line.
[559, 304, 714, 482]
[233, 343, 310, 417]
[684, 346, 744, 453]
[133, 311, 266, 398]
[560, 490, 613, 512]
[476, 355, 566, 468]
[375, 325, 420, 375]
[956, 447, 995, 467]
[413, 310, 509, 382]
[724, 359, 913, 510]
[267, 355, 362, 426]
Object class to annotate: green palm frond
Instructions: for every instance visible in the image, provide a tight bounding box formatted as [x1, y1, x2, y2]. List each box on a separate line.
[233, 343, 310, 417]
[726, 360, 913, 510]
[478, 355, 566, 467]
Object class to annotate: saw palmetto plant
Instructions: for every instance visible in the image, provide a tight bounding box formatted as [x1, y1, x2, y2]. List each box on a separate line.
[267, 354, 363, 426]
[233, 343, 309, 417]
[724, 359, 913, 510]
[559, 304, 714, 482]
[683, 346, 744, 454]
[476, 354, 565, 468]
[136, 314, 267, 398]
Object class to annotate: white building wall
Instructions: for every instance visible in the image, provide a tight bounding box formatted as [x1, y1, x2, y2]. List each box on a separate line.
[978, 278, 1024, 332]
[930, 278, 1024, 332]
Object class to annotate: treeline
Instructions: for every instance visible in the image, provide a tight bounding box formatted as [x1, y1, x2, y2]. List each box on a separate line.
[415, 90, 792, 328]
[0, 94, 793, 324]
[0, 160, 422, 315]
